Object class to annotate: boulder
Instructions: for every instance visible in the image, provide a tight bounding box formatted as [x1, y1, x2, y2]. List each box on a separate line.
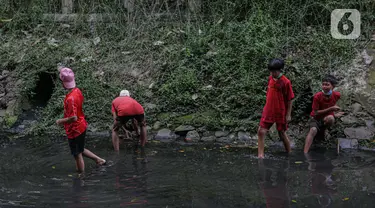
[340, 115, 359, 125]
[185, 130, 200, 142]
[352, 103, 362, 114]
[238, 131, 251, 141]
[154, 128, 175, 142]
[338, 138, 358, 149]
[344, 127, 374, 140]
[216, 137, 233, 143]
[201, 136, 215, 143]
[174, 125, 195, 136]
[215, 131, 229, 138]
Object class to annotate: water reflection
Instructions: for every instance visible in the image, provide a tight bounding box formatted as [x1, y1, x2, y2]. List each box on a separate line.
[115, 148, 148, 207]
[258, 158, 291, 208]
[2, 139, 375, 207]
[305, 152, 336, 208]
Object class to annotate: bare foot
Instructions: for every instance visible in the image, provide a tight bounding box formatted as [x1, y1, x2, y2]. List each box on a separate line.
[258, 154, 264, 159]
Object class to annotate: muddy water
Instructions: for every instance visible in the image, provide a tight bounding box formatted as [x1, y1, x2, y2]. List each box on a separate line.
[1, 137, 375, 208]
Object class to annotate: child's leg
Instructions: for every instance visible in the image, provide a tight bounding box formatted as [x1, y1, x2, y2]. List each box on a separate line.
[82, 149, 106, 165]
[74, 153, 85, 173]
[324, 115, 335, 127]
[112, 123, 120, 151]
[278, 130, 291, 153]
[304, 127, 318, 153]
[276, 123, 291, 153]
[136, 115, 147, 147]
[258, 122, 271, 158]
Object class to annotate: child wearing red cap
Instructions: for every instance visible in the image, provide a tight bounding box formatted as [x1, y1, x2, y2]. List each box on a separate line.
[56, 67, 106, 174]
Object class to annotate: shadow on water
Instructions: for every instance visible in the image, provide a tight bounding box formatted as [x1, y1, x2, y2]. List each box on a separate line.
[1, 138, 375, 208]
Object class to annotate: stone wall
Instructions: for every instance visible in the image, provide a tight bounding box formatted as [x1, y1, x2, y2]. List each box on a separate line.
[0, 69, 23, 128]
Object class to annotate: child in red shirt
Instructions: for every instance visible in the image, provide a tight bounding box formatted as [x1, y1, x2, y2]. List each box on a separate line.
[56, 67, 106, 174]
[111, 90, 147, 154]
[304, 75, 344, 153]
[258, 59, 295, 158]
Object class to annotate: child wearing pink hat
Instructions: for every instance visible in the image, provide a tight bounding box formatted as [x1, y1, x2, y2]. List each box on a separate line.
[56, 67, 106, 174]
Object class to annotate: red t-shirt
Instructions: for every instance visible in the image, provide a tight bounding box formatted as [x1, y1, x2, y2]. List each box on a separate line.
[261, 75, 295, 124]
[63, 88, 88, 139]
[310, 91, 340, 120]
[111, 96, 144, 117]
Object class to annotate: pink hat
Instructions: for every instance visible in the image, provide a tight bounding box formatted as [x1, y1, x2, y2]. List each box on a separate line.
[59, 67, 76, 89]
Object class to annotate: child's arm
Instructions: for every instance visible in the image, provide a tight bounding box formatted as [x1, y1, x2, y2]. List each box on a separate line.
[285, 81, 295, 122]
[315, 105, 340, 115]
[56, 116, 77, 126]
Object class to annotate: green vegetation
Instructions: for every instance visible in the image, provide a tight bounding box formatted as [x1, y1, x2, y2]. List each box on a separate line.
[0, 0, 374, 135]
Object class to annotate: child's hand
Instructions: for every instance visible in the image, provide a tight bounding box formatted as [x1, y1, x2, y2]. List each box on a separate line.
[56, 119, 64, 126]
[334, 111, 345, 118]
[286, 115, 292, 123]
[330, 105, 341, 111]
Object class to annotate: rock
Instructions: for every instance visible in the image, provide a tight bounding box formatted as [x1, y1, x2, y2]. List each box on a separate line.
[201, 131, 212, 137]
[215, 131, 229, 138]
[238, 131, 251, 141]
[365, 120, 375, 132]
[201, 136, 215, 142]
[338, 138, 358, 149]
[0, 93, 5, 98]
[2, 70, 9, 77]
[0, 117, 3, 123]
[340, 115, 359, 125]
[228, 133, 237, 140]
[185, 130, 200, 142]
[153, 121, 161, 130]
[93, 37, 101, 45]
[216, 137, 233, 143]
[202, 85, 213, 90]
[344, 127, 374, 140]
[148, 82, 155, 89]
[153, 41, 164, 46]
[154, 128, 175, 141]
[18, 125, 25, 129]
[61, 24, 70, 28]
[361, 50, 373, 65]
[352, 103, 362, 113]
[192, 94, 198, 100]
[175, 125, 195, 135]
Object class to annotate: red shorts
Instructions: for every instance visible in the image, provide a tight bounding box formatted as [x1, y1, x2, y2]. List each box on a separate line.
[259, 121, 288, 131]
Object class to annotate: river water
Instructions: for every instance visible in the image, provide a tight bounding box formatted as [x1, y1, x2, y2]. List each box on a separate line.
[1, 136, 375, 208]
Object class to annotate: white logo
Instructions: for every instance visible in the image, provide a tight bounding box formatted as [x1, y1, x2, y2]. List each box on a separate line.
[331, 9, 361, 39]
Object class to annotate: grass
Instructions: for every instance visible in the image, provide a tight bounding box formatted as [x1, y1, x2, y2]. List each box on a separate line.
[0, 0, 374, 137]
